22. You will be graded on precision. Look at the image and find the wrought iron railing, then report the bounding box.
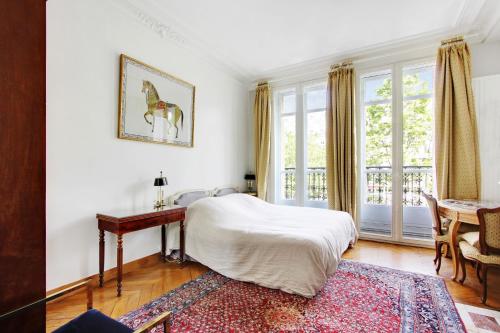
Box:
[281,168,327,201]
[281,169,296,200]
[307,168,327,201]
[281,166,433,206]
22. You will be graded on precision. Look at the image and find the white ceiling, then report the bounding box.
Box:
[123,0,500,82]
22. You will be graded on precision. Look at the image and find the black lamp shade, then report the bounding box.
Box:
[244,174,256,180]
[154,177,168,186]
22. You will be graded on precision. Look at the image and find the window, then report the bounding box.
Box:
[277,89,296,200]
[305,85,327,202]
[275,82,328,207]
[359,61,435,243]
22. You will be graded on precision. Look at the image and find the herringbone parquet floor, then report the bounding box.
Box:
[46,240,499,331]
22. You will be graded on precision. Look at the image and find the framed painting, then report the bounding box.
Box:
[118,54,195,147]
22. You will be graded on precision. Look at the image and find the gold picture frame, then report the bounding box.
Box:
[118,54,195,147]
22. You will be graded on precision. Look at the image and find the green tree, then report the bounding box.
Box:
[307,131,326,168]
[283,130,296,168]
[365,74,432,167]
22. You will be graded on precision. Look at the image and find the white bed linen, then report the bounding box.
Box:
[184,193,357,297]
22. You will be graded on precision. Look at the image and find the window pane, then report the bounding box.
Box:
[361,79,392,237]
[363,74,392,102]
[403,65,433,97]
[281,115,296,169]
[364,102,393,206]
[306,88,326,110]
[402,99,433,167]
[402,65,434,239]
[307,111,327,201]
[280,114,296,200]
[282,93,296,114]
[364,103,392,168]
[307,111,326,168]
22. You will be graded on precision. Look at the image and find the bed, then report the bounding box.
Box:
[166,187,358,297]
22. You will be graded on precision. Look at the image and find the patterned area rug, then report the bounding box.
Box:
[118,260,466,332]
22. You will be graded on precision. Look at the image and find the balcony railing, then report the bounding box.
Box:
[281,166,433,206]
[281,167,327,201]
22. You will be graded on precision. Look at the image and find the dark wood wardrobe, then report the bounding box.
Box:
[0,1,46,332]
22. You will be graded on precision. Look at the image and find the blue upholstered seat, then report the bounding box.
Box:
[53,309,133,333]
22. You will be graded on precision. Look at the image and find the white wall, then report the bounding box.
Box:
[47,0,248,290]
[473,75,500,202]
[471,42,500,201]
[471,41,500,78]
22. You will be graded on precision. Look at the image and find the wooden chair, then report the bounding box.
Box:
[423,192,451,273]
[0,280,171,332]
[458,207,500,304]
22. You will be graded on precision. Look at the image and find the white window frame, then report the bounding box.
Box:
[273,80,328,208]
[274,87,298,206]
[357,57,436,247]
[303,82,328,208]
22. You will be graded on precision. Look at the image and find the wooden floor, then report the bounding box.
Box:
[46,240,500,331]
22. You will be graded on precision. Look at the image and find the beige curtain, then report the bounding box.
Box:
[326,63,357,219]
[435,37,481,200]
[253,82,271,200]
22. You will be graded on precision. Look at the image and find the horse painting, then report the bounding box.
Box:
[141,80,184,138]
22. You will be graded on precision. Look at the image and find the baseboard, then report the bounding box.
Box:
[359,237,434,249]
[46,252,162,296]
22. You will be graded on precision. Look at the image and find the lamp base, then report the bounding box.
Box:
[154,200,166,209]
[247,180,255,192]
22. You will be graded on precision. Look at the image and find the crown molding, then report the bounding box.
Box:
[247,29,487,90]
[109,0,500,87]
[133,7,187,44]
[110,0,252,85]
[453,0,485,29]
[248,0,500,89]
[476,1,500,42]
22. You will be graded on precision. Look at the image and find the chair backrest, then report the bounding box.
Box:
[422,192,444,236]
[477,207,500,255]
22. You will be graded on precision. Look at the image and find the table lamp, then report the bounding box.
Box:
[244,174,256,192]
[154,171,168,208]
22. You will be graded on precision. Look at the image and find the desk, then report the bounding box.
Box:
[96,205,186,296]
[438,199,500,281]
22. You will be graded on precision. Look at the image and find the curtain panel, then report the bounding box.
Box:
[253,82,271,200]
[435,38,481,200]
[325,63,357,219]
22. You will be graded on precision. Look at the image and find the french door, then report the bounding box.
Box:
[274,81,328,208]
[359,60,435,244]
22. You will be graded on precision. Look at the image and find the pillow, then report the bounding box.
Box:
[460,231,480,249]
[214,187,239,197]
[174,191,209,206]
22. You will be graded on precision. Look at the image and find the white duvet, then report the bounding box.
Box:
[184,194,358,297]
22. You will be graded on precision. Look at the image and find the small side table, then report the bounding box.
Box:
[96,205,186,296]
[244,192,258,197]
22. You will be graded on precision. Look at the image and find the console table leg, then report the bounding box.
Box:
[117,235,123,297]
[161,224,166,261]
[98,229,104,287]
[180,220,185,263]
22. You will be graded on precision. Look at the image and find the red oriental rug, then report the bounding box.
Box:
[118,260,466,332]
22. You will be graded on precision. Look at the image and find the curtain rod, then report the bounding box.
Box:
[441,36,464,45]
[330,61,353,71]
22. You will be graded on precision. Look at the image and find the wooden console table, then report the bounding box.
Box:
[96,205,186,296]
